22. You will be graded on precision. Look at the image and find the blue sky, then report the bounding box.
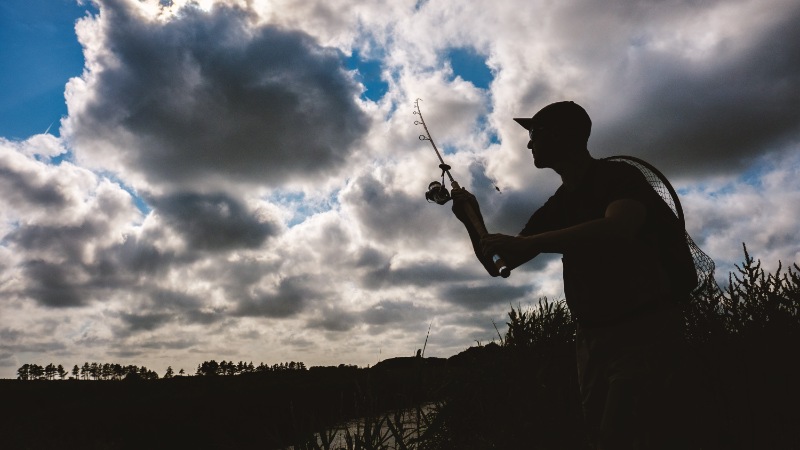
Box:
[1,0,798,379]
[0,0,95,140]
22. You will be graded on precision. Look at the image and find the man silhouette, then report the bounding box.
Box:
[452,101,689,449]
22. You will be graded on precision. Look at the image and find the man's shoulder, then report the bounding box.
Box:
[593,158,643,178]
[590,158,652,192]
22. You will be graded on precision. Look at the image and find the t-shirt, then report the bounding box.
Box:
[519,159,684,323]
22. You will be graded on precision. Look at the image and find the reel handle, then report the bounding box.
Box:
[451,181,511,278]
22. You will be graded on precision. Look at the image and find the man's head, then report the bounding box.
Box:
[514,101,592,169]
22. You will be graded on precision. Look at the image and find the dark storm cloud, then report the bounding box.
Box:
[439,283,531,311]
[11,223,183,309]
[152,192,279,251]
[119,312,172,332]
[11,221,106,262]
[67,0,369,187]
[22,260,87,308]
[234,276,319,318]
[110,287,226,338]
[354,245,389,268]
[111,234,178,275]
[146,288,225,325]
[592,4,800,176]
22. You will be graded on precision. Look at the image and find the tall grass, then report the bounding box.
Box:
[685,243,800,344]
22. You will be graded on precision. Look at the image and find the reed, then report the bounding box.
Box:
[286,405,439,450]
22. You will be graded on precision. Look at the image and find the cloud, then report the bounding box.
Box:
[233,275,322,318]
[119,312,172,332]
[151,191,280,251]
[361,300,433,329]
[106,233,177,275]
[20,260,89,308]
[439,283,532,311]
[63,0,369,192]
[0,352,17,368]
[680,150,800,278]
[0,160,68,208]
[307,306,359,332]
[589,4,800,176]
[362,260,478,290]
[0,138,101,222]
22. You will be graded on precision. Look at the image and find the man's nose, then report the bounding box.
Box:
[527,140,534,150]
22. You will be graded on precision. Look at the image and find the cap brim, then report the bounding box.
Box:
[513,117,534,130]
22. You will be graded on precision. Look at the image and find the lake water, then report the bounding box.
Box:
[284,403,438,449]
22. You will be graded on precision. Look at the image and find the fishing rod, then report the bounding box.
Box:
[421,321,432,358]
[414,99,510,278]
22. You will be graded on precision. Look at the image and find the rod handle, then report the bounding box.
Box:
[451,182,511,278]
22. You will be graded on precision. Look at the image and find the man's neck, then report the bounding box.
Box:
[556,154,594,190]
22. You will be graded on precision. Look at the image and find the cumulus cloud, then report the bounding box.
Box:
[151,191,280,251]
[63,0,369,192]
[233,275,324,318]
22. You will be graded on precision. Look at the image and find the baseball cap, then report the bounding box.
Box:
[514,101,592,140]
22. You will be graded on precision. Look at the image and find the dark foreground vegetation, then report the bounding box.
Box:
[417,244,799,450]
[1,360,448,449]
[3,245,798,449]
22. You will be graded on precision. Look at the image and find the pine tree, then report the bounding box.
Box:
[16,364,30,380]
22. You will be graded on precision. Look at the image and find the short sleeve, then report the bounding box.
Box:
[519,194,563,236]
[600,162,655,207]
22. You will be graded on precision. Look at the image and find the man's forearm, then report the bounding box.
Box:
[465,223,499,274]
[523,216,634,254]
[482,199,644,271]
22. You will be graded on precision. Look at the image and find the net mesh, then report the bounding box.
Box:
[605,156,719,293]
[615,158,681,219]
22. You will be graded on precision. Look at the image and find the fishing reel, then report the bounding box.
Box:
[425,163,453,205]
[425,180,451,205]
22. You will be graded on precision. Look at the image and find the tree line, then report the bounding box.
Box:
[15,359,310,380]
[16,362,160,380]
[195,359,307,376]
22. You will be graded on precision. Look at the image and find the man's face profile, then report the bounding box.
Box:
[528,128,562,169]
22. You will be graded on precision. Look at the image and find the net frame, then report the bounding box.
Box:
[603,155,718,293]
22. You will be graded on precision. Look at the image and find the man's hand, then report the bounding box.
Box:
[480,233,542,272]
[481,233,532,261]
[451,187,482,224]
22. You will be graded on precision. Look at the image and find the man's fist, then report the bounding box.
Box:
[450,187,483,224]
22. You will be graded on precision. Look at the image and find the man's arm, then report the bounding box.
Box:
[451,188,501,276]
[482,198,646,262]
